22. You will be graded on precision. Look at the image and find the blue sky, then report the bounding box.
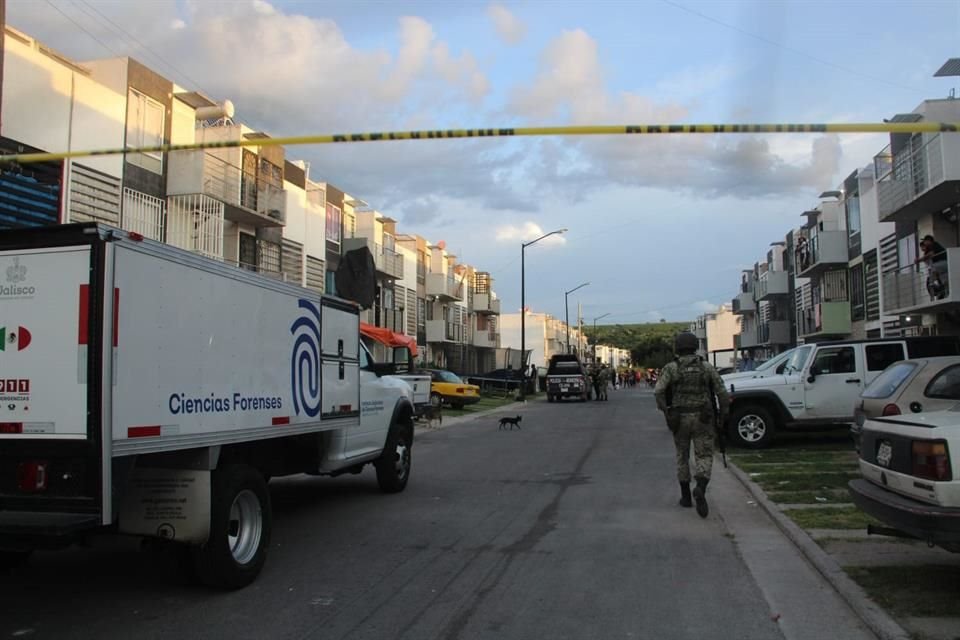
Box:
[8,0,960,323]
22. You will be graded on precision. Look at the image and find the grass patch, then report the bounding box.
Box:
[730,448,857,465]
[845,565,960,617]
[737,459,859,475]
[783,506,878,530]
[439,394,520,417]
[765,489,852,504]
[751,470,861,493]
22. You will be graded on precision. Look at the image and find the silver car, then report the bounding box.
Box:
[856,356,960,421]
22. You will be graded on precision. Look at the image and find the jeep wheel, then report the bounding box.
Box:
[729,405,776,449]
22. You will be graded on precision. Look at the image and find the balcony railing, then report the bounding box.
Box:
[473,329,499,349]
[732,291,756,315]
[876,133,960,223]
[882,247,959,315]
[797,230,848,277]
[798,301,851,338]
[473,292,501,314]
[758,320,791,345]
[755,271,789,301]
[426,319,463,343]
[167,150,286,227]
[426,273,463,301]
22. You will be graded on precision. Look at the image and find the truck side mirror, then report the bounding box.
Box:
[807,364,820,383]
[392,347,411,373]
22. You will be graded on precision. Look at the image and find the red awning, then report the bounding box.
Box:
[359,322,418,357]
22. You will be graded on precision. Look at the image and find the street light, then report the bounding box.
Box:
[565,282,590,354]
[520,228,568,400]
[592,313,611,364]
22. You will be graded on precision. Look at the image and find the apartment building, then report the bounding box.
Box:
[499,311,587,370]
[690,304,739,368]
[875,98,960,337]
[0,26,503,374]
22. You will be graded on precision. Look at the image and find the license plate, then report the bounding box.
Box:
[876,441,893,468]
[560,386,569,392]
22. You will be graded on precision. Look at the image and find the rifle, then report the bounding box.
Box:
[707,375,727,468]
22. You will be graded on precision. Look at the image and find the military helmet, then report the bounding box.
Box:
[674,331,698,355]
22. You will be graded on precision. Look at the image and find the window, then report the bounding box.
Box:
[898,233,917,270]
[812,346,856,375]
[239,233,257,271]
[865,344,904,372]
[417,298,426,327]
[359,343,371,369]
[785,345,813,373]
[850,264,865,322]
[126,89,164,174]
[325,270,337,296]
[325,203,341,244]
[845,195,861,242]
[862,362,917,399]
[925,365,960,400]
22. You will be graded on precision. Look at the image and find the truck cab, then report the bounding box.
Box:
[726,337,960,448]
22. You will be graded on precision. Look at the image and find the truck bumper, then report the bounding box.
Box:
[848,479,960,544]
[0,510,102,550]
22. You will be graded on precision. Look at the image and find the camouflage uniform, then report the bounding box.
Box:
[654,351,729,516]
[598,366,610,401]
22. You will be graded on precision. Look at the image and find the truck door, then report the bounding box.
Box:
[803,345,862,420]
[348,345,395,458]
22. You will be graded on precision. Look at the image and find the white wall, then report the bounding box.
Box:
[3,32,125,178]
[500,313,547,368]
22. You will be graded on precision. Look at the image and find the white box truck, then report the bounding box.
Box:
[0,223,416,588]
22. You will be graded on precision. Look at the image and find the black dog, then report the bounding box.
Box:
[498,415,522,430]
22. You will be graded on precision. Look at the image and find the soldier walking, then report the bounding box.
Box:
[654,332,729,518]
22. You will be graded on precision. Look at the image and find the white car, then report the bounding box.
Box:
[849,408,960,552]
[856,356,960,420]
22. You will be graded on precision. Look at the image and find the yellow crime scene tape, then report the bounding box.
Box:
[1,122,958,165]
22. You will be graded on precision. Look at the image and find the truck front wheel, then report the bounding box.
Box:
[193,464,272,590]
[729,404,776,449]
[376,425,412,493]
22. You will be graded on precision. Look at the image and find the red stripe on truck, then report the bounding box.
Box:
[128,425,161,438]
[78,285,89,345]
[272,417,290,425]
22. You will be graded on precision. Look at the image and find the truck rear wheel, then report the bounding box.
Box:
[193,464,272,590]
[376,425,412,493]
[729,404,776,449]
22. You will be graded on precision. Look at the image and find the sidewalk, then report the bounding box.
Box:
[729,460,960,640]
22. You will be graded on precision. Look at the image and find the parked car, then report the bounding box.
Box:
[848,407,960,553]
[725,336,960,448]
[424,369,481,409]
[852,356,960,450]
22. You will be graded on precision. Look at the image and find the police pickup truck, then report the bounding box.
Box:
[546,354,590,402]
[723,337,960,448]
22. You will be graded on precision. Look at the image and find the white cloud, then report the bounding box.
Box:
[487,4,526,45]
[495,222,568,246]
[251,0,276,16]
[171,18,186,30]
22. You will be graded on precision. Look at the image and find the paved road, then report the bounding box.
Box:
[0,388,874,640]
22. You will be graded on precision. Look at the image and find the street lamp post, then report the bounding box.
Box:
[520,228,568,401]
[592,312,611,364]
[564,282,589,354]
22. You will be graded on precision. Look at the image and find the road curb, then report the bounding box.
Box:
[727,463,911,640]
[414,398,534,434]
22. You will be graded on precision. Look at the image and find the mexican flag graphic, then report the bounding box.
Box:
[0,326,32,352]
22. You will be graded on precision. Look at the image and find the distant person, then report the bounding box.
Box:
[738,350,756,372]
[917,235,948,300]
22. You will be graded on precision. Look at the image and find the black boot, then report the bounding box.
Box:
[693,477,709,518]
[678,482,692,508]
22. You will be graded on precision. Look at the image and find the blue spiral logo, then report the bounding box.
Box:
[290,299,322,418]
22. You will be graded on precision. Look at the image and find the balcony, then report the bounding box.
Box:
[473,329,499,349]
[343,239,404,280]
[758,320,791,345]
[883,247,960,315]
[799,302,852,338]
[473,292,501,315]
[426,319,463,343]
[754,271,789,301]
[167,151,285,227]
[876,134,960,223]
[732,291,756,315]
[426,273,463,301]
[736,330,760,349]
[797,230,848,277]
